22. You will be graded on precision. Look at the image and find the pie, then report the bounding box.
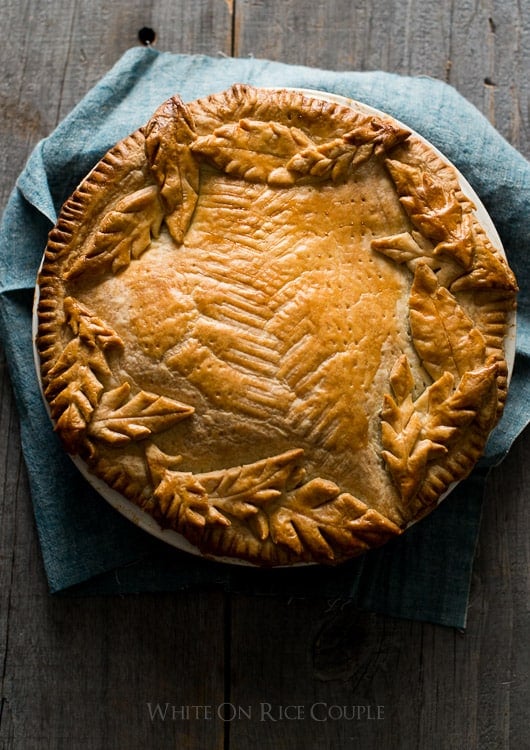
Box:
[35,85,518,565]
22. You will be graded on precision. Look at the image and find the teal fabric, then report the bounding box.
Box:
[1,47,529,628]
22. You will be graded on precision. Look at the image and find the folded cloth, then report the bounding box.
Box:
[1,47,529,629]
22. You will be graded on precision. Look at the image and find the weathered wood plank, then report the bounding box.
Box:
[0,1,234,747]
[444,0,530,155]
[234,0,456,74]
[0,0,234,195]
[474,431,530,749]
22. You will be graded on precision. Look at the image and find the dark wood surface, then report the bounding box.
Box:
[1,1,528,748]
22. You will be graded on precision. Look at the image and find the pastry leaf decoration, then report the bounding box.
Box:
[45,298,194,452]
[46,340,106,451]
[152,448,305,531]
[381,354,499,504]
[450,231,519,293]
[62,297,123,350]
[384,158,475,269]
[381,358,455,503]
[44,298,124,450]
[191,117,409,187]
[144,95,200,245]
[88,382,194,446]
[191,118,313,185]
[373,159,517,293]
[268,478,400,560]
[66,185,164,279]
[371,230,437,269]
[154,471,231,530]
[150,449,399,561]
[408,264,487,381]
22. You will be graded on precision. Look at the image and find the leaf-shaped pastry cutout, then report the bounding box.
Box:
[66,186,164,279]
[45,339,109,399]
[385,159,463,235]
[282,137,367,184]
[284,119,409,184]
[343,118,410,152]
[63,297,124,353]
[385,159,475,269]
[414,360,500,510]
[409,264,486,380]
[449,228,519,293]
[144,95,200,245]
[151,449,305,533]
[371,230,437,268]
[382,416,449,504]
[381,354,499,505]
[201,448,305,503]
[192,116,409,187]
[43,298,126,451]
[150,449,399,561]
[283,118,408,183]
[197,449,303,512]
[444,360,499,432]
[46,339,104,399]
[382,364,458,504]
[46,350,106,452]
[154,471,229,529]
[191,118,313,185]
[269,479,400,560]
[88,382,195,446]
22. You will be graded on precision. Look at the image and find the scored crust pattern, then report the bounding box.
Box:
[36,84,518,566]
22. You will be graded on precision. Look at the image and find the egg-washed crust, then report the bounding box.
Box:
[36,84,517,566]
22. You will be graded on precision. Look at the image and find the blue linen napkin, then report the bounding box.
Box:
[1,47,529,628]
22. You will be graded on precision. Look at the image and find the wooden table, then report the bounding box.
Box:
[1,2,528,747]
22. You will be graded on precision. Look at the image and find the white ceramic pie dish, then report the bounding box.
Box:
[32,87,517,566]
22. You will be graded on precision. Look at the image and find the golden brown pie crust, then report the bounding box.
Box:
[36,85,518,565]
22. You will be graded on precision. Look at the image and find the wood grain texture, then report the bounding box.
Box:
[0,0,233,203]
[0,2,232,748]
[1,0,529,748]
